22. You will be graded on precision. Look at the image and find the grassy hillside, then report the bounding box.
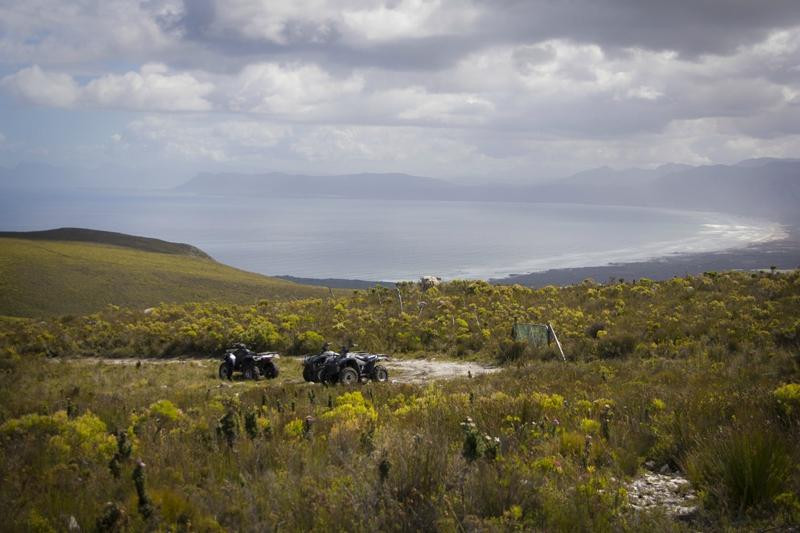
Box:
[0,237,337,317]
[0,227,213,259]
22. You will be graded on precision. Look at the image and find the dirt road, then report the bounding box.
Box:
[61,356,499,384]
[383,358,499,383]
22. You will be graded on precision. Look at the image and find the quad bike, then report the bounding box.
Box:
[303,345,389,385]
[302,348,339,382]
[218,343,280,380]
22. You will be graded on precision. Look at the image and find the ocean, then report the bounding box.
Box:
[0,190,787,281]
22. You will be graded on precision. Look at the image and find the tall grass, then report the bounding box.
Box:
[686,420,793,517]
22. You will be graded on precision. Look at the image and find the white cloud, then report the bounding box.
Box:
[289,125,494,176]
[0,0,183,66]
[1,65,80,107]
[341,0,478,41]
[83,63,213,111]
[2,64,213,111]
[206,0,477,45]
[369,86,494,125]
[625,86,664,101]
[126,115,290,163]
[226,62,364,115]
[207,1,336,45]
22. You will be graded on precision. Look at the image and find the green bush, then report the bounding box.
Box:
[773,383,800,419]
[686,422,793,516]
[597,335,636,359]
[497,339,528,363]
[289,330,325,355]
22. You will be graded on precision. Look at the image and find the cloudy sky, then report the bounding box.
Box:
[2,0,800,187]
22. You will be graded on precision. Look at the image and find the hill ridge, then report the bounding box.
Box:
[0,227,213,260]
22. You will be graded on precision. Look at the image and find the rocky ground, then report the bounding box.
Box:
[627,469,699,519]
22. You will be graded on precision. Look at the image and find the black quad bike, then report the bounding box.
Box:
[303,346,389,385]
[218,344,280,380]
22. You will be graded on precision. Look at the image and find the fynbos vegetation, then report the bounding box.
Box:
[0,271,798,530]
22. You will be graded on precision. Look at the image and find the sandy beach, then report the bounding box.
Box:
[492,230,800,287]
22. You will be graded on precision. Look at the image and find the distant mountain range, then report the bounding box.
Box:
[3,158,799,221]
[176,158,800,221]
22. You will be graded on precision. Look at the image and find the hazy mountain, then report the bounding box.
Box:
[651,160,800,218]
[4,158,797,221]
[176,159,800,220]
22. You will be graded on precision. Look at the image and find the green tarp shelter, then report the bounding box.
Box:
[512,323,550,347]
[512,322,566,362]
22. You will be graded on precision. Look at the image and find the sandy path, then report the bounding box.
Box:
[57,356,499,384]
[383,359,499,383]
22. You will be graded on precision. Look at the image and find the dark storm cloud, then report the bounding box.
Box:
[174,2,481,72]
[475,0,800,57]
[172,0,800,71]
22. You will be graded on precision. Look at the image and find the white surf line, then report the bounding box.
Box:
[464,212,788,280]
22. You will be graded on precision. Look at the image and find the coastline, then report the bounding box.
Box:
[284,224,800,289]
[490,234,800,287]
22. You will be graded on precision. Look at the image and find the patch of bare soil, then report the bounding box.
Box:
[384,358,499,383]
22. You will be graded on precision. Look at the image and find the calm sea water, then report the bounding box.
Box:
[0,190,786,281]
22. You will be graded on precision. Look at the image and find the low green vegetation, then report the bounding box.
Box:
[0,237,338,317]
[1,271,799,530]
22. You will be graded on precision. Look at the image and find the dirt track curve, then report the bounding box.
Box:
[66,357,500,384]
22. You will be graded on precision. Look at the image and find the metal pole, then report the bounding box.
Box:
[548,322,566,362]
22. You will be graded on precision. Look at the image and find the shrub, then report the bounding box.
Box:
[0,346,21,371]
[321,391,377,437]
[596,335,636,359]
[773,383,800,419]
[289,330,325,355]
[686,422,793,516]
[283,418,304,439]
[580,418,601,435]
[147,399,183,423]
[0,410,116,463]
[497,340,528,363]
[586,322,606,339]
[773,321,800,350]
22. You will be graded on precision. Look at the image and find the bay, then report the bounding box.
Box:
[0,190,786,281]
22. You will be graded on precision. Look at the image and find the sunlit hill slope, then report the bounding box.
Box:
[0,228,336,317]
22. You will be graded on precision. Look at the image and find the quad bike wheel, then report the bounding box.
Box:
[371,365,389,382]
[261,361,279,379]
[317,368,335,385]
[302,365,315,382]
[218,363,232,380]
[243,363,260,380]
[338,367,359,386]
